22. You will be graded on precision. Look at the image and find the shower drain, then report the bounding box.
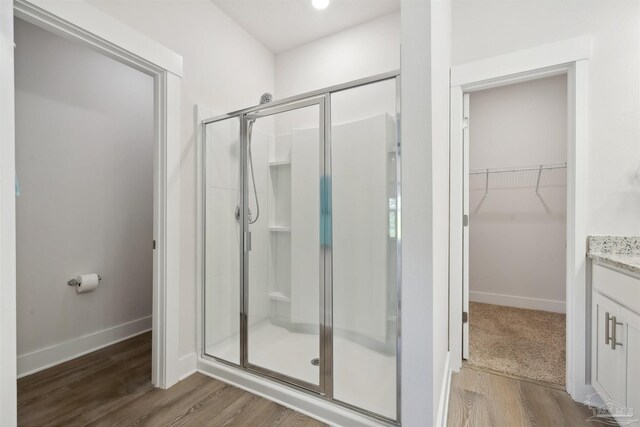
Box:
[310,358,320,366]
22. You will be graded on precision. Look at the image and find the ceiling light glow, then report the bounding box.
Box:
[311,0,330,10]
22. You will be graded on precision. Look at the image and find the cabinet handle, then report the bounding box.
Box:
[611,315,623,350]
[605,312,612,345]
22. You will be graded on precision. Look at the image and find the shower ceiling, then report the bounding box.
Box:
[212,0,400,53]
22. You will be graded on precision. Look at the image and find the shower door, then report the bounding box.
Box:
[241,97,328,392]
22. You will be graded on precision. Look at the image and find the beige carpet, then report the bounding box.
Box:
[468,302,566,386]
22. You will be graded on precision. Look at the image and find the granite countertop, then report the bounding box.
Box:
[588,236,640,274]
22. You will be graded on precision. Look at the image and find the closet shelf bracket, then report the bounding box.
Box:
[535,165,543,195]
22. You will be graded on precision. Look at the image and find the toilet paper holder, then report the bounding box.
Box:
[67,275,102,287]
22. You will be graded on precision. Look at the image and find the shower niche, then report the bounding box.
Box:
[266,134,292,327]
[202,74,400,422]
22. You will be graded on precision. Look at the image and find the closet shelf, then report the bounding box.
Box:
[470,162,567,197]
[469,162,566,175]
[269,225,291,232]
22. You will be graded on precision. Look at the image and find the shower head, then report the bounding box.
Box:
[259,93,273,104]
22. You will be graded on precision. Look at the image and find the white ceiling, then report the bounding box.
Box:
[213,0,400,54]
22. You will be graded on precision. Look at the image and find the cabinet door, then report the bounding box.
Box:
[592,292,625,404]
[620,306,640,424]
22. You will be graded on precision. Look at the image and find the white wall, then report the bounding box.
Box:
[452,0,640,237]
[89,0,276,360]
[400,0,452,425]
[272,11,400,138]
[430,1,452,424]
[14,18,154,374]
[469,75,568,312]
[0,0,17,420]
[275,11,400,98]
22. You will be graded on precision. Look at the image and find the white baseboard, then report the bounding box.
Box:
[436,352,452,427]
[178,352,197,381]
[17,315,151,378]
[470,291,566,313]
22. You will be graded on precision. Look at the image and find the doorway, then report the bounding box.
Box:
[0,1,182,421]
[14,16,155,380]
[461,75,568,387]
[448,37,591,402]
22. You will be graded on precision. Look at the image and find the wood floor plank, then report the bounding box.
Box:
[19,335,153,426]
[88,374,218,426]
[18,332,327,427]
[486,370,529,427]
[154,381,249,426]
[447,367,610,427]
[516,377,561,427]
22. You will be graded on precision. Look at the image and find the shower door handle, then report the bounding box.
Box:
[244,231,252,252]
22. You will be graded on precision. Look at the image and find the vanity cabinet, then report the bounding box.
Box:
[591,263,640,424]
[592,291,626,405]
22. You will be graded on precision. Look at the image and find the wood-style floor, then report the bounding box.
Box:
[447,366,609,427]
[17,332,326,427]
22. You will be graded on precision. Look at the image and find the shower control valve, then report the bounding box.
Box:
[234,205,253,223]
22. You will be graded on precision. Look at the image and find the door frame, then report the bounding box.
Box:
[461,93,470,360]
[448,36,592,402]
[1,1,183,421]
[199,96,333,396]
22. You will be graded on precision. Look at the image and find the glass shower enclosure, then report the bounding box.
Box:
[201,72,400,422]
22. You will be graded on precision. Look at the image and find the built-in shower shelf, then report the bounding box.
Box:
[268,292,290,303]
[268,160,291,167]
[269,226,291,232]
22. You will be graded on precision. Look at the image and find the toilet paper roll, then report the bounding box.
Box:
[76,273,100,294]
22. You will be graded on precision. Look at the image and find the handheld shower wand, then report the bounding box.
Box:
[236,92,273,225]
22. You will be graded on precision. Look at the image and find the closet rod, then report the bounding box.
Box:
[469,162,567,175]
